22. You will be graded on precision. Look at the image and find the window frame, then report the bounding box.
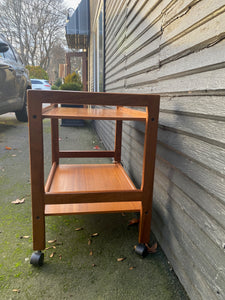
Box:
[93,1,105,92]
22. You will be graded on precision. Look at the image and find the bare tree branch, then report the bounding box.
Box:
[0,0,66,69]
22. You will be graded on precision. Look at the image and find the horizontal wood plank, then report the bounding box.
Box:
[27,90,159,107]
[58,150,115,158]
[45,201,141,216]
[42,107,147,121]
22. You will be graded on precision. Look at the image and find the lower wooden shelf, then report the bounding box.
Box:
[44,163,141,216]
[46,163,136,193]
[45,201,141,216]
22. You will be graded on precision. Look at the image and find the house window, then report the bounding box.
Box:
[93,3,104,92]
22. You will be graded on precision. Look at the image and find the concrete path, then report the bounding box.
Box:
[0,114,189,299]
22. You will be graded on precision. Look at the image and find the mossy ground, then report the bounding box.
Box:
[0,114,189,300]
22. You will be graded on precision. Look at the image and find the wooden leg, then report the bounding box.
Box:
[114,120,122,163]
[32,195,45,250]
[51,119,59,164]
[28,99,45,251]
[138,201,152,244]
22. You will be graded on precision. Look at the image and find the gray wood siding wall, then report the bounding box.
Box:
[93,1,225,299]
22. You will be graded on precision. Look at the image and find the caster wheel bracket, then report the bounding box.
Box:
[30,251,44,266]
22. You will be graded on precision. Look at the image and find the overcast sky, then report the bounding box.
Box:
[64,0,81,9]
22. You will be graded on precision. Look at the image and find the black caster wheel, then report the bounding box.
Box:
[30,251,44,266]
[134,243,148,257]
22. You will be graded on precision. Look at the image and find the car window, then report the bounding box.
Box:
[3,45,16,61]
[31,80,42,84]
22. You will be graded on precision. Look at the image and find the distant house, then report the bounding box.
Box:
[66,1,225,299]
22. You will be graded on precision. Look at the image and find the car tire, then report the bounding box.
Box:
[15,90,28,122]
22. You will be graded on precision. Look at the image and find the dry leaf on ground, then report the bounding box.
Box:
[128,218,139,226]
[5,146,12,150]
[11,198,25,204]
[89,251,93,256]
[129,266,136,270]
[88,239,92,245]
[145,242,157,253]
[75,227,83,231]
[48,239,57,244]
[117,257,126,262]
[50,252,56,258]
[45,246,56,250]
[20,236,30,239]
[90,233,99,237]
[12,289,20,293]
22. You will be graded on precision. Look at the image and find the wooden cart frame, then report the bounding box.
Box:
[28,90,159,264]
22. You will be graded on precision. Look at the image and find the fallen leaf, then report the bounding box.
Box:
[12,289,20,293]
[45,246,56,250]
[128,218,139,226]
[11,198,25,205]
[75,227,83,231]
[12,154,16,157]
[117,257,126,262]
[93,145,100,150]
[145,242,157,253]
[129,266,136,270]
[92,264,96,267]
[88,239,92,245]
[5,146,12,150]
[48,239,56,244]
[90,233,99,237]
[59,254,62,260]
[89,251,93,256]
[50,252,56,258]
[20,236,30,239]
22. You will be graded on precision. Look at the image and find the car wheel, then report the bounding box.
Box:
[15,90,28,122]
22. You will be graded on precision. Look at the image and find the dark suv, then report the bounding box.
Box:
[0,34,31,122]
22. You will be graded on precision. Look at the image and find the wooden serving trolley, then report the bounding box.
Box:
[27,90,160,266]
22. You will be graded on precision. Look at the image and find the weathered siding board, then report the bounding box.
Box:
[156,156,225,230]
[160,96,225,117]
[158,129,225,176]
[126,67,225,93]
[152,208,203,300]
[152,195,224,300]
[91,0,225,298]
[157,143,225,203]
[105,1,127,59]
[159,112,225,146]
[155,171,225,258]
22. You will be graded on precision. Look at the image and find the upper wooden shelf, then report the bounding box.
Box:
[42,106,147,121]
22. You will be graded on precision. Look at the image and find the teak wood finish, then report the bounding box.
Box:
[28,90,160,251]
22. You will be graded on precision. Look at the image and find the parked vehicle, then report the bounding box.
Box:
[0,34,31,122]
[31,79,51,90]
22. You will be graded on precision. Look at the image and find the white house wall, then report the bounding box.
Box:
[92,1,225,299]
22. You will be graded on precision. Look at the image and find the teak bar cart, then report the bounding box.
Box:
[27,90,160,266]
